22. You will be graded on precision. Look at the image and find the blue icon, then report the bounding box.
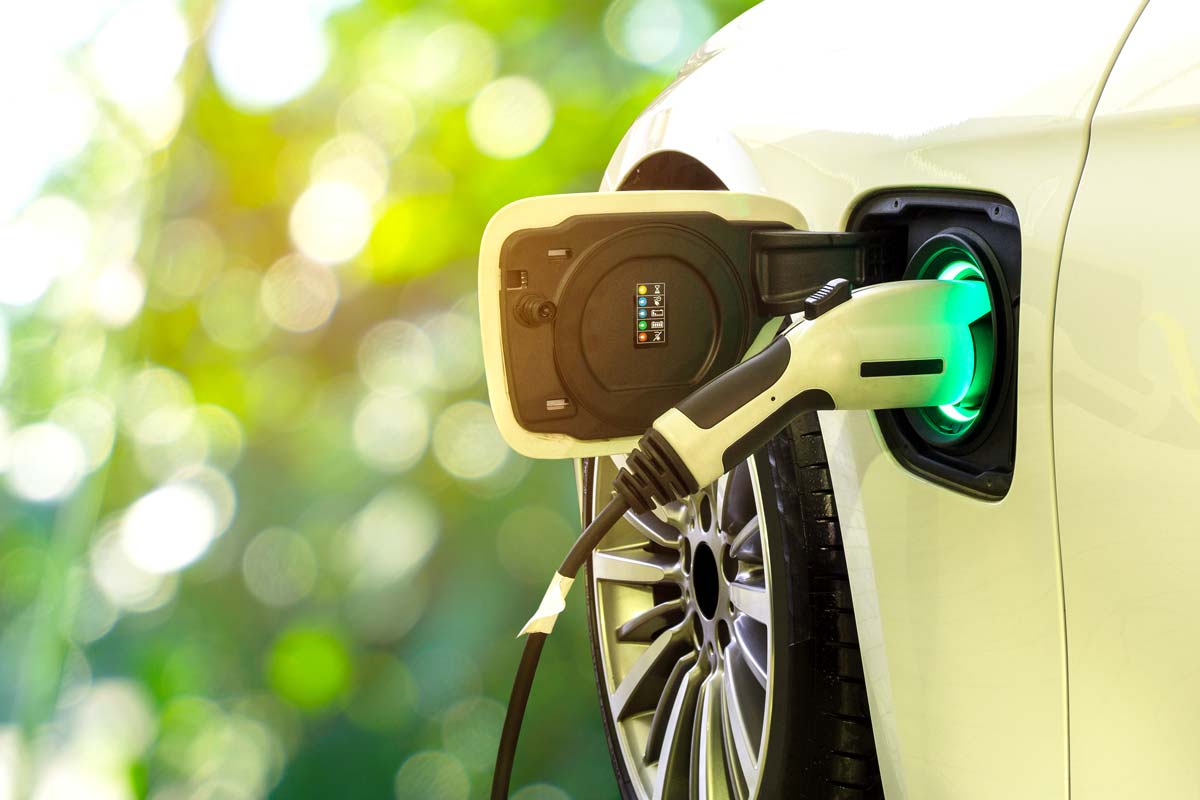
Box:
[638,309,647,318]
[638,297,647,307]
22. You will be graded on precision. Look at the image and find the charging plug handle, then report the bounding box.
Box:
[614,278,989,512]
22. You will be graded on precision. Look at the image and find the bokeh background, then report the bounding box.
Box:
[0,0,755,798]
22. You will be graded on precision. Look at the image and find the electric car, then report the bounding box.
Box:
[556,2,1200,798]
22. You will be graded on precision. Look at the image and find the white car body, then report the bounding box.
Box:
[590,1,1200,797]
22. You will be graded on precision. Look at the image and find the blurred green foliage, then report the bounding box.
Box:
[0,0,756,798]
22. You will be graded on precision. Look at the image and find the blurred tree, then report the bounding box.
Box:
[0,1,757,798]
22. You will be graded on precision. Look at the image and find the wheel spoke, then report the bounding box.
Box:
[720,679,750,800]
[612,621,694,720]
[723,714,750,800]
[713,472,729,525]
[652,663,704,800]
[694,669,733,800]
[624,509,682,548]
[617,599,686,644]
[720,461,755,533]
[729,573,769,624]
[643,650,697,764]
[722,642,763,789]
[728,517,762,565]
[654,500,691,529]
[732,615,768,689]
[593,549,679,585]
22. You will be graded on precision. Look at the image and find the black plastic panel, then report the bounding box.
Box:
[847,191,1021,499]
[498,212,781,439]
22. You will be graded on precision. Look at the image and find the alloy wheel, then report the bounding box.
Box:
[589,456,773,799]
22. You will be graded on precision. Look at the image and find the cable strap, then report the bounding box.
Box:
[517,572,575,637]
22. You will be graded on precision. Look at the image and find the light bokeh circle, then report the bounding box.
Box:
[467,77,553,159]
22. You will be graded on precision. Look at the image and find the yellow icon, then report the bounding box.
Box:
[638,285,648,295]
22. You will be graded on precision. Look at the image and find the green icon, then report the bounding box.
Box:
[638,320,648,330]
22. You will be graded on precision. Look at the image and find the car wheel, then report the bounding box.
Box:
[583,411,885,799]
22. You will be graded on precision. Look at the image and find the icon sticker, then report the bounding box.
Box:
[635,283,666,346]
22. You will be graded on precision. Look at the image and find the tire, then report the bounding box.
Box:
[582,411,884,799]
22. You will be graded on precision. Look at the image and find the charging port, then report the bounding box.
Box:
[849,192,1020,499]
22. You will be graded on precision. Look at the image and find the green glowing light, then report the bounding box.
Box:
[938,260,984,283]
[913,248,995,441]
[936,401,979,423]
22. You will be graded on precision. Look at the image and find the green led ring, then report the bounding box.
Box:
[911,246,995,442]
[934,260,985,423]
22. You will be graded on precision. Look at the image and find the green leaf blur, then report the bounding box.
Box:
[0,1,755,798]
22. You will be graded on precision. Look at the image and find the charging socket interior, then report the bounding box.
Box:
[849,192,1020,499]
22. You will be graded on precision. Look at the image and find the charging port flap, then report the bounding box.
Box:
[479,191,889,459]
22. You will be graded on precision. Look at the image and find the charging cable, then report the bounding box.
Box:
[491,277,990,798]
[491,496,630,798]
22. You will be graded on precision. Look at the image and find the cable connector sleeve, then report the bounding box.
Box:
[613,429,699,515]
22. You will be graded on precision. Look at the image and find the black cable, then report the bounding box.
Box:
[491,493,631,800]
[490,631,546,800]
[558,494,630,576]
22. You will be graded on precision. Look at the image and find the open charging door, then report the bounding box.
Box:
[479,191,810,459]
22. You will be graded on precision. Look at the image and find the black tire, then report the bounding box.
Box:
[583,411,885,799]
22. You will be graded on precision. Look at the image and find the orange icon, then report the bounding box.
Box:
[638,332,648,342]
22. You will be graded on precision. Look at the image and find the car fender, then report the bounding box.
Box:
[601,1,1146,798]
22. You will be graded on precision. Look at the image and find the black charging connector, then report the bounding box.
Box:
[751,229,893,315]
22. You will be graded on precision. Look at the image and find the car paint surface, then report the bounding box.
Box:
[597,1,1146,797]
[1053,3,1200,796]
